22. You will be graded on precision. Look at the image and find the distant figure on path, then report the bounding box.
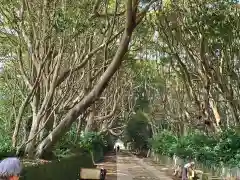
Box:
[0,157,22,180]
[117,145,120,152]
[182,161,195,180]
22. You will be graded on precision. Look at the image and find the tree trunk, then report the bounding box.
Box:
[34,15,136,158]
[85,113,94,133]
[85,104,96,133]
[25,57,62,157]
[25,94,40,157]
[75,117,83,143]
[39,100,54,142]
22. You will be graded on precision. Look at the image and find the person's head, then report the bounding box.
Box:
[190,161,195,168]
[0,157,22,180]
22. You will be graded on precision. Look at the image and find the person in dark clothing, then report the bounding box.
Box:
[117,145,120,152]
[0,158,22,180]
[100,168,107,180]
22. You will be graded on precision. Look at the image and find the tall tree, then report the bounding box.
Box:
[0,0,157,158]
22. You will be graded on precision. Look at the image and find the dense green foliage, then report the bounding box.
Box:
[79,131,111,162]
[0,74,17,158]
[124,111,152,151]
[150,129,240,167]
[79,132,107,152]
[0,134,15,159]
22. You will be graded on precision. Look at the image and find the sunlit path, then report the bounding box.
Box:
[98,151,172,180]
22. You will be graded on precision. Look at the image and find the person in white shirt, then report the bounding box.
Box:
[182,161,195,180]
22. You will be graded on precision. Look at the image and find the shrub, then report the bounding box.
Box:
[101,133,114,153]
[79,132,107,162]
[54,127,79,157]
[150,130,178,156]
[79,132,105,152]
[0,133,16,160]
[150,128,240,167]
[124,111,152,151]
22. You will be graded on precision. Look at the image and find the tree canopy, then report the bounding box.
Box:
[0,0,240,169]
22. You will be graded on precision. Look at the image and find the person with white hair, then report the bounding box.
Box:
[182,161,195,180]
[0,157,22,180]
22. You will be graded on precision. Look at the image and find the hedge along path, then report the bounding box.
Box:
[142,155,237,180]
[96,151,172,180]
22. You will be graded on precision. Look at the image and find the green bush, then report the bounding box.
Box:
[149,130,178,156]
[150,129,240,167]
[101,133,114,153]
[21,153,94,180]
[0,133,16,160]
[79,132,107,162]
[124,111,152,151]
[79,132,105,151]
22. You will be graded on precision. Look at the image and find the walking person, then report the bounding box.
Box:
[0,157,22,180]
